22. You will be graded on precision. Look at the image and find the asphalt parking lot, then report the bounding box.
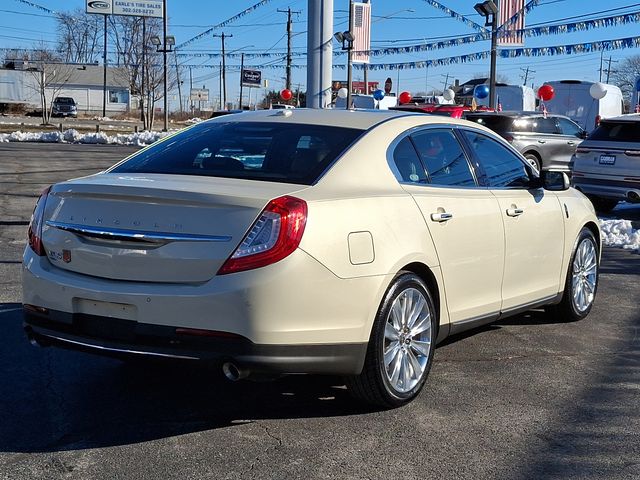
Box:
[1,142,639,479]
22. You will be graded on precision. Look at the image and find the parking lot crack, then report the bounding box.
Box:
[244,423,283,474]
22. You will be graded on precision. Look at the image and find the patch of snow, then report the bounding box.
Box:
[184,117,204,125]
[0,129,172,146]
[599,219,640,251]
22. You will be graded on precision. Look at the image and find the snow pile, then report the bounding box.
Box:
[0,129,171,146]
[184,117,204,125]
[90,116,112,121]
[600,219,640,251]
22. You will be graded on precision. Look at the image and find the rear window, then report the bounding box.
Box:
[587,121,640,142]
[110,121,363,185]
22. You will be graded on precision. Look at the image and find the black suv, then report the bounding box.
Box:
[465,111,586,172]
[51,97,78,118]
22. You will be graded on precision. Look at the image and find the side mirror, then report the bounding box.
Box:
[579,129,588,139]
[541,170,570,191]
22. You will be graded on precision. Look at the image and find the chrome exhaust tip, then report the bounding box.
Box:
[222,362,249,381]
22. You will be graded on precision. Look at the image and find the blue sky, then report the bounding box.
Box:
[2,0,640,107]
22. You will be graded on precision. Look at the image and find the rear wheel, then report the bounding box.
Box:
[346,272,436,408]
[588,196,618,213]
[547,228,599,321]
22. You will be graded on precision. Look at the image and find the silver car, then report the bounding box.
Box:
[571,114,640,212]
[465,111,587,172]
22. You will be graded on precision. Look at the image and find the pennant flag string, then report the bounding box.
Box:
[422,0,487,32]
[12,0,56,14]
[176,0,273,50]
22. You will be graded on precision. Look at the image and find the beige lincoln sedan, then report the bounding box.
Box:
[23,109,600,407]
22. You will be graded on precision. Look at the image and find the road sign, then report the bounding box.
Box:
[86,0,163,17]
[242,69,262,87]
[190,88,209,102]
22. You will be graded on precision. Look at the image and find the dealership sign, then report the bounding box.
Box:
[241,69,262,88]
[86,0,163,18]
[190,88,209,102]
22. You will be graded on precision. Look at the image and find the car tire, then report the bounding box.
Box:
[588,196,618,213]
[524,153,541,171]
[346,272,436,408]
[546,227,599,322]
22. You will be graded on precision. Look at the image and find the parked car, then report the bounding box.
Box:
[390,104,492,118]
[465,111,586,172]
[23,110,600,407]
[571,114,640,212]
[51,97,78,118]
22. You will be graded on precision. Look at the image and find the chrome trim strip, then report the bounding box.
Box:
[46,221,232,244]
[40,333,198,360]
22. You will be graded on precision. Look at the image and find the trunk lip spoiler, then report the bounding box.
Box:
[45,220,232,244]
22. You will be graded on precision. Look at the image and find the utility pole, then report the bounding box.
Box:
[346,0,354,108]
[520,67,534,86]
[141,17,146,125]
[599,50,604,82]
[278,7,301,91]
[189,66,193,114]
[173,50,183,113]
[441,73,450,91]
[102,14,108,118]
[239,52,244,109]
[605,56,618,84]
[219,61,222,110]
[213,32,232,109]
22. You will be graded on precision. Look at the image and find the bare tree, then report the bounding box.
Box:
[24,45,74,124]
[56,9,103,64]
[109,15,179,129]
[610,54,640,108]
[473,72,511,84]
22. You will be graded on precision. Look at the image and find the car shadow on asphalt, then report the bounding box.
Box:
[0,303,378,454]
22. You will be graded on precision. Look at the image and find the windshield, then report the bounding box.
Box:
[587,121,640,142]
[54,97,75,104]
[110,121,364,185]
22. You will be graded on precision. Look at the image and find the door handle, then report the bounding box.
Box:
[431,212,453,222]
[567,141,576,146]
[537,140,546,144]
[506,208,524,217]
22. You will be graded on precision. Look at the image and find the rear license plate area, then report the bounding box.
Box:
[75,315,136,342]
[599,154,616,165]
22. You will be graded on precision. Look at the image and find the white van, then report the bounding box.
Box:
[335,94,398,110]
[543,80,623,132]
[476,85,536,111]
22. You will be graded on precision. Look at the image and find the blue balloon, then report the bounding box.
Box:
[373,89,385,101]
[474,84,490,99]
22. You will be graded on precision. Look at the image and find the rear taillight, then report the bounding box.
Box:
[576,147,590,154]
[27,186,51,256]
[595,115,601,127]
[217,195,307,275]
[501,133,514,143]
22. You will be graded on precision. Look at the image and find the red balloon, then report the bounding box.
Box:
[399,91,412,105]
[280,89,293,101]
[537,84,555,101]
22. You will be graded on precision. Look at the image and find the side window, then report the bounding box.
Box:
[557,117,583,138]
[461,130,530,188]
[411,129,476,187]
[392,137,427,184]
[532,117,559,134]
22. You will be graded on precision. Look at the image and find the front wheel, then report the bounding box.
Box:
[547,227,599,321]
[346,272,436,408]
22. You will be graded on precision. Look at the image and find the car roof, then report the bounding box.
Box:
[599,113,640,123]
[204,108,450,130]
[465,110,573,120]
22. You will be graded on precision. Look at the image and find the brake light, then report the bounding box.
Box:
[576,147,590,154]
[217,195,307,275]
[501,133,514,143]
[595,115,601,127]
[27,186,51,256]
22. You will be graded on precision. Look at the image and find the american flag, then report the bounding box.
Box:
[498,0,525,47]
[351,2,371,64]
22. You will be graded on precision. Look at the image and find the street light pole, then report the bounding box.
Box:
[102,14,108,118]
[346,0,354,109]
[489,11,498,109]
[162,0,168,131]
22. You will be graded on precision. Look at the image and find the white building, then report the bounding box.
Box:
[0,64,131,115]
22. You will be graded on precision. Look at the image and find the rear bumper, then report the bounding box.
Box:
[572,176,640,202]
[24,309,367,375]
